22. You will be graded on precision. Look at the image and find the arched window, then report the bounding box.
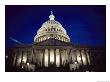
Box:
[40,38,42,42]
[51,28,53,31]
[39,38,40,42]
[36,39,38,42]
[48,29,50,31]
[54,28,56,31]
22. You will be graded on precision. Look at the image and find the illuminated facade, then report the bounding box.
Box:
[5,12,106,72]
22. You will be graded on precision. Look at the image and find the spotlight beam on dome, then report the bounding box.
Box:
[9,37,23,45]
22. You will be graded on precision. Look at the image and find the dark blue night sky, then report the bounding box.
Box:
[5,5,106,47]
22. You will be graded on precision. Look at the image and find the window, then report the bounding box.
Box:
[54,28,56,31]
[48,29,50,31]
[51,28,53,31]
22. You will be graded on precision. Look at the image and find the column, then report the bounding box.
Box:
[60,49,62,66]
[65,49,68,61]
[80,50,84,66]
[17,51,22,67]
[32,49,36,63]
[86,50,91,65]
[15,51,18,67]
[13,51,17,66]
[35,50,39,65]
[54,49,56,66]
[44,49,48,67]
[20,51,23,67]
[48,49,50,66]
[42,49,45,66]
[74,50,78,63]
[39,50,43,66]
[27,51,31,63]
[84,50,89,65]
[50,49,54,64]
[56,49,60,67]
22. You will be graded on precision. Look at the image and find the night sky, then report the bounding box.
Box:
[5,5,106,47]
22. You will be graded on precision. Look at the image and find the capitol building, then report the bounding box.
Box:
[5,11,106,72]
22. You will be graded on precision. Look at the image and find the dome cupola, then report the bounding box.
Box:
[49,11,55,20]
[34,11,70,43]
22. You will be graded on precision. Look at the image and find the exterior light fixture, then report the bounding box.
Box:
[27,62,29,66]
[48,37,50,39]
[6,55,8,59]
[75,61,77,64]
[22,66,24,68]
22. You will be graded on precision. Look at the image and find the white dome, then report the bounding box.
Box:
[34,11,70,43]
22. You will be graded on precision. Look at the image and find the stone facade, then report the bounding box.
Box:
[5,39,105,72]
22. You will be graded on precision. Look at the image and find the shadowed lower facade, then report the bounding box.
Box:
[5,12,106,72]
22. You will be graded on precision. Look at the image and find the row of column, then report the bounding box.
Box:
[13,50,32,67]
[44,49,61,67]
[13,49,62,68]
[13,48,91,68]
[70,50,91,66]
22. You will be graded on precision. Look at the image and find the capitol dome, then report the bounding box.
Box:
[34,11,70,43]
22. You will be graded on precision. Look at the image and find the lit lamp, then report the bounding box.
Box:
[27,62,29,66]
[22,66,24,68]
[6,55,8,59]
[75,61,77,64]
[74,60,79,70]
[48,37,50,39]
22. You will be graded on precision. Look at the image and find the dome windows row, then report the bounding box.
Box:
[45,27,63,33]
[35,35,70,43]
[37,27,64,36]
[46,20,60,25]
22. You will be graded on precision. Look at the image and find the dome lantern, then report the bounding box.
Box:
[49,11,55,20]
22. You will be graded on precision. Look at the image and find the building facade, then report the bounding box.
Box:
[5,12,106,72]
